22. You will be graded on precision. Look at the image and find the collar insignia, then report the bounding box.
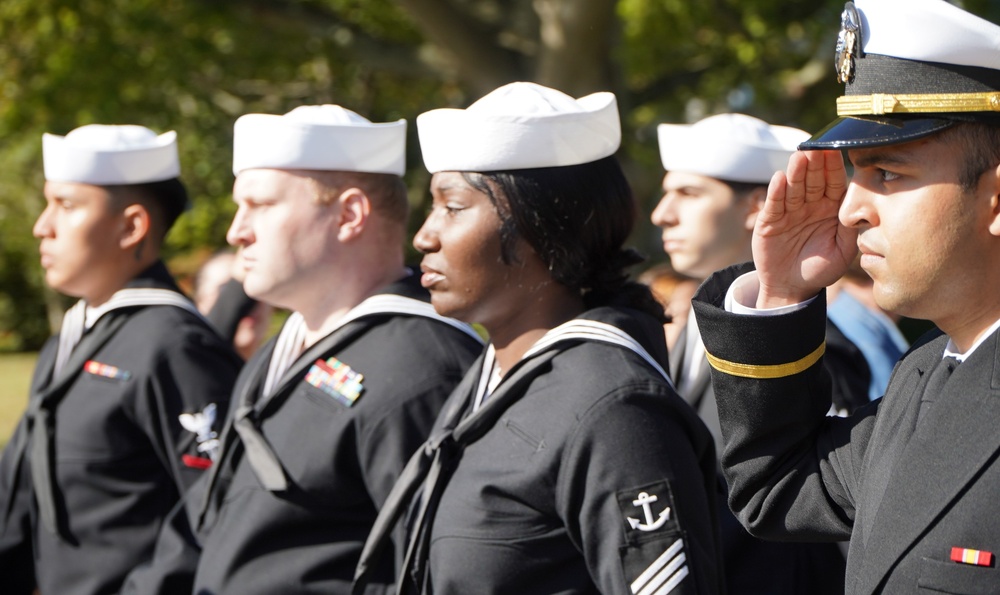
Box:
[835,1,863,84]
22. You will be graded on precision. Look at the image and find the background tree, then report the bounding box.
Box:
[2,0,997,350]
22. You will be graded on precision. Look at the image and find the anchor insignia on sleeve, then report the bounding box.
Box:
[627,491,671,531]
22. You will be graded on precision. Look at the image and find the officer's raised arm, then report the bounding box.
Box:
[694,0,1000,591]
[752,149,857,309]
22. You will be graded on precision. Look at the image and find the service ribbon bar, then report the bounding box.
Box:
[837,92,1000,116]
[305,357,365,407]
[84,360,131,381]
[950,546,993,567]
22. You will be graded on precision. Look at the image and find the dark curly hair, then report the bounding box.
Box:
[461,155,666,322]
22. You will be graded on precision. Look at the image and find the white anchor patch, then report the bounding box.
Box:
[179,403,219,457]
[627,491,671,532]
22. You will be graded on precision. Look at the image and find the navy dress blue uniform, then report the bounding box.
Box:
[0,261,241,595]
[669,319,868,456]
[668,283,860,595]
[686,0,1000,591]
[356,307,723,595]
[693,263,1000,593]
[124,273,482,595]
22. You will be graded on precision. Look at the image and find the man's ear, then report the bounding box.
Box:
[119,203,153,251]
[743,186,767,231]
[336,187,371,242]
[986,162,1000,237]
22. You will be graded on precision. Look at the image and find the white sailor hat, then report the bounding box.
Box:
[416,81,620,173]
[802,0,1000,150]
[43,124,180,185]
[658,114,809,184]
[232,105,407,176]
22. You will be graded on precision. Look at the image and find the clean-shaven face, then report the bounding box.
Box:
[843,135,996,324]
[414,171,535,328]
[227,169,339,310]
[35,181,125,302]
[650,171,756,279]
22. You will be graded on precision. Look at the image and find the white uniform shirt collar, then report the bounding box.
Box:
[944,317,1000,362]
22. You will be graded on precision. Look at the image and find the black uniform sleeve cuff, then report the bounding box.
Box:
[692,263,828,378]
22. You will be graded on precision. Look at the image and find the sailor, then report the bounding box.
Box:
[123,105,483,594]
[0,124,242,595]
[691,0,1000,591]
[355,82,722,594]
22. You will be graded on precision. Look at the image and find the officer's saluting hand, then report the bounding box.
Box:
[752,149,857,308]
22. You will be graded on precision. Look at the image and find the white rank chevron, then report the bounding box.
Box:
[630,538,689,595]
[473,319,675,411]
[54,288,203,377]
[262,294,482,397]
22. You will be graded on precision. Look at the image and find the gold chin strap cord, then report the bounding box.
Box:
[705,342,826,380]
[837,92,1000,116]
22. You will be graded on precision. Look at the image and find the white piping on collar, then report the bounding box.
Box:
[54,288,199,377]
[473,319,673,411]
[263,294,482,397]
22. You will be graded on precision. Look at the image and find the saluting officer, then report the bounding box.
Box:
[124,105,483,594]
[0,125,241,595]
[651,114,852,592]
[691,0,1000,592]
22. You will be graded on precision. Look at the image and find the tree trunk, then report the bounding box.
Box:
[532,0,617,95]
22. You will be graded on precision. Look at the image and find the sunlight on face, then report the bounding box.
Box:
[228,169,338,310]
[651,172,755,279]
[842,136,996,324]
[35,181,124,302]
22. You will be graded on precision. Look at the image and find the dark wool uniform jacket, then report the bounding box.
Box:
[693,263,1000,594]
[0,262,241,595]
[398,307,724,595]
[669,320,862,593]
[124,274,483,595]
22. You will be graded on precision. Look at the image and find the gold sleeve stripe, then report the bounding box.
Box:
[705,342,826,379]
[837,92,1000,116]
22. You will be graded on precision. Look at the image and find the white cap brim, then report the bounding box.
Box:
[658,115,808,184]
[43,130,179,185]
[233,113,407,176]
[417,84,621,173]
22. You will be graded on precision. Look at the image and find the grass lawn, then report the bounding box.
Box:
[0,353,35,448]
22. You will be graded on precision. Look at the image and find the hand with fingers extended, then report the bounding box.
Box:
[752,149,859,308]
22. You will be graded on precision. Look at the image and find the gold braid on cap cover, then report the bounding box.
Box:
[837,92,1000,116]
[705,342,826,379]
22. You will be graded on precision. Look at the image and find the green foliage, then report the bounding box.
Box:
[322,0,423,42]
[2,0,998,349]
[0,0,445,349]
[618,0,841,137]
